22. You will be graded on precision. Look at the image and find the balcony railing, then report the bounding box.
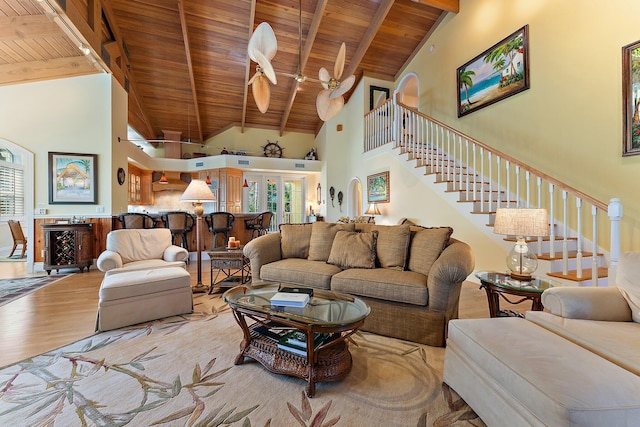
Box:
[364,96,621,285]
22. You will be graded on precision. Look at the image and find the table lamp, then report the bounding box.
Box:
[364,203,381,216]
[493,207,549,281]
[181,179,215,293]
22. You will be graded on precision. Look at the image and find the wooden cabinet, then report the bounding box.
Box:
[128,164,153,205]
[41,223,94,274]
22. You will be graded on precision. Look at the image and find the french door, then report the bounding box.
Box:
[244,174,307,231]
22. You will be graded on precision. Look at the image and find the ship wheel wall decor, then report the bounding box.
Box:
[262,140,283,158]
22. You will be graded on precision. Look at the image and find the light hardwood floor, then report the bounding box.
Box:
[0,261,527,368]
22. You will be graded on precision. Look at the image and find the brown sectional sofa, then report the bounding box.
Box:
[242,221,475,347]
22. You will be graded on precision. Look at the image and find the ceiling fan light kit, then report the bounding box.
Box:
[247,1,355,122]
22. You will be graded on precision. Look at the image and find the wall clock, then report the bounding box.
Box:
[263,141,283,158]
[117,167,126,185]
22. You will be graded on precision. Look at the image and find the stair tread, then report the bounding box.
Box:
[538,250,597,261]
[548,267,608,281]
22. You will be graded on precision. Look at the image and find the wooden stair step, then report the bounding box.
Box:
[547,267,608,282]
[538,250,596,261]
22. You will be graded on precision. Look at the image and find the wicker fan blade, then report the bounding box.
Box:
[252,76,271,114]
[316,89,344,122]
[318,67,331,89]
[248,22,277,63]
[329,74,355,99]
[333,43,346,80]
[253,49,277,85]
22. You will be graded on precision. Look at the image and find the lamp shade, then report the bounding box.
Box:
[493,208,548,237]
[180,179,215,203]
[364,203,381,215]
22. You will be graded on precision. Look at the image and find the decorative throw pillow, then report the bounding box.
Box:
[308,222,356,261]
[407,227,453,276]
[327,230,378,269]
[279,223,313,259]
[616,251,640,322]
[369,224,411,270]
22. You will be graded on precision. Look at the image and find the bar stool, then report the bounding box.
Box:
[205,212,235,249]
[117,213,156,229]
[161,211,195,251]
[244,211,273,240]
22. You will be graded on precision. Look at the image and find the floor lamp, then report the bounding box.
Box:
[181,180,215,293]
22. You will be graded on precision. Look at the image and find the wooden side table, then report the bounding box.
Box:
[476,271,559,318]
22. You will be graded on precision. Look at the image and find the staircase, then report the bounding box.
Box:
[364,97,622,286]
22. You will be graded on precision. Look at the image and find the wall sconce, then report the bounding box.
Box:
[316,183,321,205]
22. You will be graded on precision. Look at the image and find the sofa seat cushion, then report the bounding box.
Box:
[260,259,341,290]
[100,267,191,301]
[526,310,640,376]
[446,318,640,427]
[331,268,428,306]
[616,251,640,322]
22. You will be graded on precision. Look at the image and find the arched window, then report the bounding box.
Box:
[0,146,24,219]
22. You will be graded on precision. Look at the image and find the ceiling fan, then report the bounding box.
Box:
[247,0,355,121]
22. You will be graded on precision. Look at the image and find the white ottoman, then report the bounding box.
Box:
[96,267,192,331]
[444,318,640,426]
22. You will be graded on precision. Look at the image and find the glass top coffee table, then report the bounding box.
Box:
[476,271,561,318]
[223,283,370,397]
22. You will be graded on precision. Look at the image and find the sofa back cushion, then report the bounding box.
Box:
[106,228,171,264]
[357,224,411,270]
[407,227,453,276]
[616,251,640,323]
[279,223,313,259]
[308,222,355,261]
[327,230,378,269]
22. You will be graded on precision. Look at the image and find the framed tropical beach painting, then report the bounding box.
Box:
[457,25,530,117]
[622,39,640,156]
[367,171,389,203]
[48,152,98,204]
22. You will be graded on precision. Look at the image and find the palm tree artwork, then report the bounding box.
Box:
[457,26,529,117]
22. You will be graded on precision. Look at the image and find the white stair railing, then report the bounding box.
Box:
[364,97,620,285]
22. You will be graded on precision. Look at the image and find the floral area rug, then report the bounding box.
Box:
[0,294,483,426]
[0,275,66,306]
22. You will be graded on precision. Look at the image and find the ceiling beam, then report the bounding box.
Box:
[0,57,96,85]
[422,0,459,13]
[343,0,395,79]
[241,1,257,134]
[279,0,328,136]
[178,0,203,143]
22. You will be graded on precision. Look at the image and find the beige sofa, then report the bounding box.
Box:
[97,228,188,275]
[243,221,475,347]
[444,252,640,426]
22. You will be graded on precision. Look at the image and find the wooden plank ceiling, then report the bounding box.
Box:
[0,0,458,143]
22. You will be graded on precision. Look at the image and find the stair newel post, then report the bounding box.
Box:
[576,198,583,278]
[608,198,623,286]
[562,191,569,276]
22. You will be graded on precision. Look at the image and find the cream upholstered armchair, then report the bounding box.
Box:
[97,229,188,275]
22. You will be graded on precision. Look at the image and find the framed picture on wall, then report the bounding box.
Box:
[48,152,98,204]
[367,171,390,203]
[622,39,640,156]
[457,25,530,117]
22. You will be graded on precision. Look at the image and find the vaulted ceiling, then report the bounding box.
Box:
[0,0,458,143]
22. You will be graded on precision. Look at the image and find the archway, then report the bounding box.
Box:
[346,177,363,219]
[397,73,419,109]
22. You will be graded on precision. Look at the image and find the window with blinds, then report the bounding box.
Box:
[0,155,25,219]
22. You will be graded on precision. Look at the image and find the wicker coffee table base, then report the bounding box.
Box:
[235,325,352,397]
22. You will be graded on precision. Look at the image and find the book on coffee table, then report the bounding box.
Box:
[270,291,310,307]
[276,331,330,356]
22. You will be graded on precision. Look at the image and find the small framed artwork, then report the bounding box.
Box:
[622,39,640,156]
[457,25,530,117]
[48,152,98,204]
[367,171,390,203]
